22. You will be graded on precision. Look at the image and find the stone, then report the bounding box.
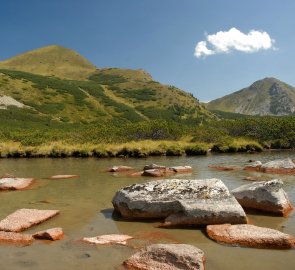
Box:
[143,164,167,171]
[208,165,241,171]
[244,161,262,171]
[260,159,295,174]
[123,244,205,270]
[231,179,293,216]
[33,227,64,241]
[112,179,247,226]
[129,171,144,177]
[0,209,60,232]
[169,166,193,173]
[82,234,133,246]
[108,166,134,172]
[0,178,34,191]
[142,169,167,177]
[207,224,295,249]
[0,231,33,246]
[48,175,79,179]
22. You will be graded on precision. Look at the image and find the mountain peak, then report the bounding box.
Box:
[0,45,96,80]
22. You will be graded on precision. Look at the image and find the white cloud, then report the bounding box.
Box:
[194,27,275,58]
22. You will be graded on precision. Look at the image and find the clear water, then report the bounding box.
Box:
[0,151,294,270]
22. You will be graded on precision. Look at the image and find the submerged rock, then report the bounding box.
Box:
[207,224,295,249]
[108,166,134,172]
[33,227,64,241]
[0,231,33,246]
[123,244,205,270]
[260,159,295,174]
[143,164,167,171]
[208,165,241,171]
[0,177,34,191]
[169,166,192,173]
[232,179,293,216]
[112,179,247,226]
[0,209,60,232]
[142,168,174,177]
[48,175,79,179]
[82,234,133,246]
[244,161,262,171]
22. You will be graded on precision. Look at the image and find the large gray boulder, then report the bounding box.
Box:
[260,159,295,174]
[231,179,293,216]
[123,244,205,270]
[112,179,247,226]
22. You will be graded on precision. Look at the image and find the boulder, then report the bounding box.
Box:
[112,179,247,226]
[244,161,262,171]
[207,224,295,249]
[231,179,293,216]
[0,231,33,246]
[129,171,144,177]
[0,209,60,232]
[108,166,134,172]
[169,166,193,173]
[0,177,34,190]
[33,227,64,241]
[142,169,172,177]
[260,159,295,174]
[48,175,79,179]
[123,244,205,270]
[208,165,241,171]
[143,164,167,171]
[82,234,133,246]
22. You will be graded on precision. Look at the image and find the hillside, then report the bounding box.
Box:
[206,78,295,116]
[0,45,96,80]
[0,45,212,126]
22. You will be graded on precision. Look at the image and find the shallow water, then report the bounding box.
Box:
[0,151,294,270]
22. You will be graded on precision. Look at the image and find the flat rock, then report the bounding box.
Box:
[33,227,64,241]
[142,169,169,177]
[232,179,293,216]
[129,171,144,177]
[208,165,241,171]
[169,166,192,173]
[123,244,205,270]
[108,166,134,172]
[207,224,295,249]
[260,159,295,174]
[0,231,33,246]
[48,175,79,179]
[244,161,262,171]
[112,179,247,226]
[0,178,34,190]
[143,164,167,170]
[0,209,60,232]
[82,234,133,246]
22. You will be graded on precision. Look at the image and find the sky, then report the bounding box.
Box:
[1,0,295,101]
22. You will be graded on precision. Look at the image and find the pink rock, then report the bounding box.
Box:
[48,175,79,179]
[82,234,133,246]
[108,166,134,172]
[0,177,34,190]
[0,209,60,232]
[33,227,64,241]
[169,166,193,173]
[0,231,33,246]
[129,171,144,177]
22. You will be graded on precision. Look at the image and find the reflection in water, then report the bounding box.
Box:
[0,151,294,269]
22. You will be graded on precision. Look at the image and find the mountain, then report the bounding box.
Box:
[0,45,212,125]
[0,45,96,80]
[206,78,295,116]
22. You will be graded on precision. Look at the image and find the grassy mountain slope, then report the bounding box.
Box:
[0,45,213,126]
[206,78,295,116]
[0,45,96,80]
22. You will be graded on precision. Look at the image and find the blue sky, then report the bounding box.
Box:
[1,0,295,101]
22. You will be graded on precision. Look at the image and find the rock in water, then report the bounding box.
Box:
[82,234,133,246]
[33,227,64,241]
[0,231,34,246]
[112,179,247,226]
[108,166,134,172]
[260,159,295,174]
[123,244,205,270]
[0,177,34,190]
[244,161,262,171]
[0,209,60,232]
[48,175,79,179]
[207,224,295,249]
[231,179,293,216]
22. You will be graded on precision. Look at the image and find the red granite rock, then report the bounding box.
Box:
[108,166,134,172]
[48,175,79,179]
[207,224,295,249]
[129,171,144,177]
[33,227,64,241]
[260,159,295,174]
[0,231,33,246]
[244,161,262,171]
[82,234,133,246]
[0,177,34,191]
[123,244,205,270]
[208,165,241,171]
[0,209,60,232]
[170,166,193,173]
